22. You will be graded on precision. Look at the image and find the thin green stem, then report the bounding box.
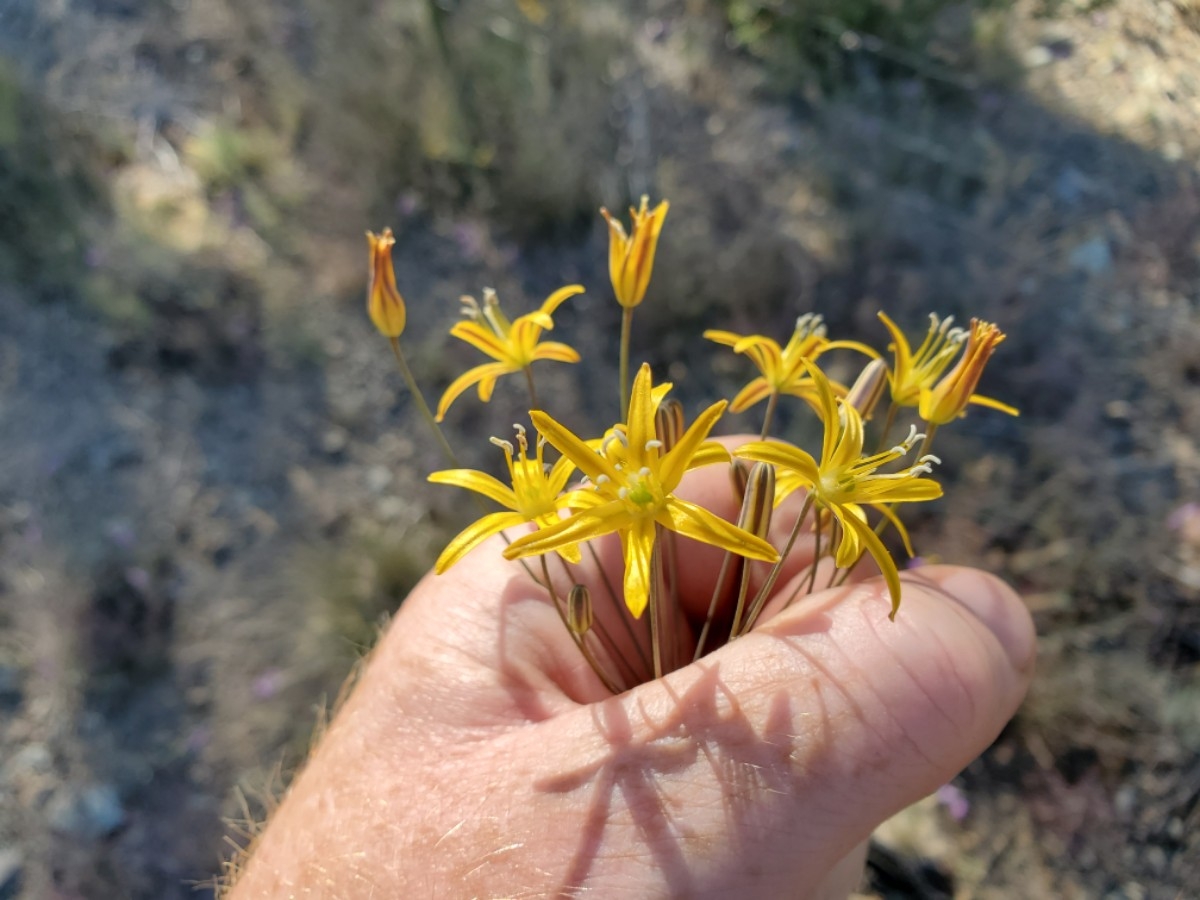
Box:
[917,422,938,459]
[760,392,780,440]
[727,550,760,643]
[557,556,641,688]
[542,557,621,695]
[389,337,459,468]
[738,495,815,637]
[805,513,824,597]
[694,550,739,662]
[874,401,899,454]
[649,542,663,680]
[523,365,541,411]
[585,543,652,677]
[618,306,634,419]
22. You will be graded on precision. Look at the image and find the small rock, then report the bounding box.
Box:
[321,426,349,456]
[365,465,393,494]
[0,667,21,711]
[1023,45,1053,68]
[47,784,125,839]
[3,743,51,782]
[0,847,22,900]
[1068,236,1112,276]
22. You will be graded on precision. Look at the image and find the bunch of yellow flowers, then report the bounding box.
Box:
[365,202,1016,692]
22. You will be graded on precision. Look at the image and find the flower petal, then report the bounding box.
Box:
[659,399,728,492]
[969,393,1020,416]
[703,329,744,348]
[621,517,656,618]
[531,341,581,364]
[837,507,904,619]
[503,500,628,560]
[436,362,509,421]
[539,284,586,318]
[626,363,657,464]
[436,511,526,573]
[730,378,773,413]
[734,440,822,488]
[428,468,518,509]
[531,410,622,484]
[657,498,779,563]
[449,320,512,363]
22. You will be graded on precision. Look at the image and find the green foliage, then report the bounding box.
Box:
[717,0,1015,92]
[0,61,107,295]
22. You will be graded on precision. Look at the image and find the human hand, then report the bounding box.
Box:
[229,443,1035,899]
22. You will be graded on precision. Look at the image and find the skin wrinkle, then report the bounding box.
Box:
[859,600,965,736]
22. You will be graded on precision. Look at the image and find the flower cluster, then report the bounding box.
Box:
[365,198,1017,691]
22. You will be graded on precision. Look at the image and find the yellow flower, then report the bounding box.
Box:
[366,228,406,338]
[877,311,966,407]
[504,363,779,618]
[600,196,669,309]
[436,285,584,422]
[920,319,1019,425]
[735,362,942,619]
[429,424,580,572]
[705,313,877,412]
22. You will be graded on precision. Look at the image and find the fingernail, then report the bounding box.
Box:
[931,568,1036,671]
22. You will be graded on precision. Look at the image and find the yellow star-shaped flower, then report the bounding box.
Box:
[503,363,780,618]
[429,424,580,572]
[920,318,1019,425]
[877,311,966,408]
[436,286,584,421]
[735,361,943,619]
[705,313,876,412]
[600,196,669,309]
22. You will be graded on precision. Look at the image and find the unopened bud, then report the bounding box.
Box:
[654,398,685,452]
[736,462,775,541]
[567,584,593,636]
[845,358,888,420]
[729,459,750,505]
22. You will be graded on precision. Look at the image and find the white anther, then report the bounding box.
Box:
[617,487,629,500]
[645,440,664,450]
[513,423,526,436]
[946,327,967,343]
[637,467,651,478]
[595,475,610,485]
[918,454,941,466]
[488,437,514,453]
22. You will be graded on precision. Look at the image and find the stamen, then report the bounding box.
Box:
[488,437,514,453]
[918,454,942,466]
[617,487,629,500]
[645,440,664,450]
[595,474,610,485]
[637,467,651,478]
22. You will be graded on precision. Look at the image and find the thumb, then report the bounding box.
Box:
[561,564,1034,897]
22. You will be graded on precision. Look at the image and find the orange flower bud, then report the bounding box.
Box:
[366,228,406,338]
[919,319,1013,425]
[600,196,668,309]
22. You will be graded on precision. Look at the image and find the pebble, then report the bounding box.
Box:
[0,847,21,900]
[321,427,349,456]
[46,783,125,839]
[365,465,393,494]
[1068,235,1113,276]
[0,667,21,711]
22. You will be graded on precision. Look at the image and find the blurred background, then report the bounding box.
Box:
[0,0,1197,896]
